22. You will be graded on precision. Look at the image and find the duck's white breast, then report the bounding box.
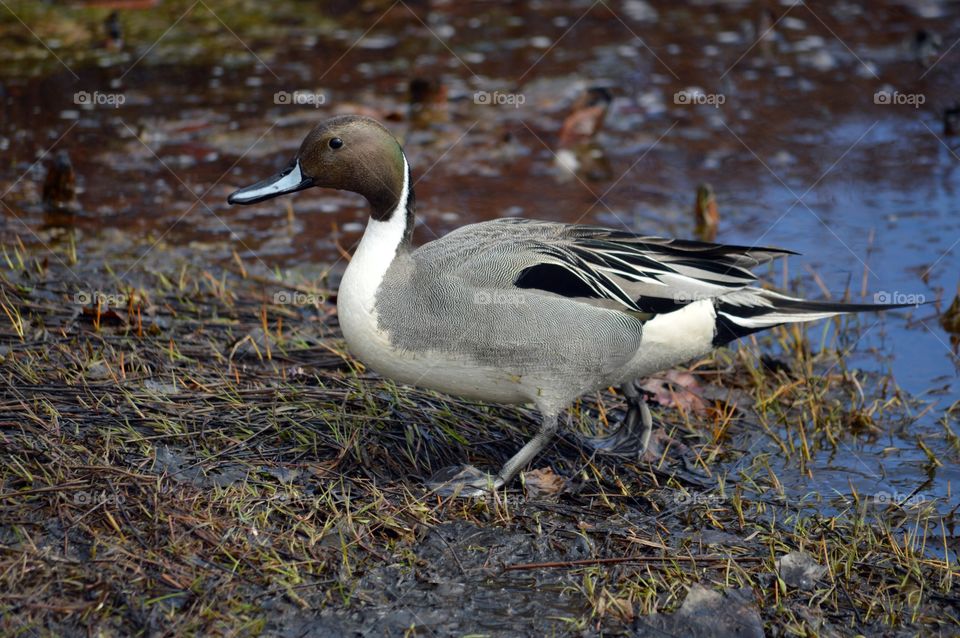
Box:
[336,210,532,405]
[337,285,532,404]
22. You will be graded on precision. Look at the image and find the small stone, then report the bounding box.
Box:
[776,551,827,590]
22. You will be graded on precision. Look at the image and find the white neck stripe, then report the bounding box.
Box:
[338,155,411,312]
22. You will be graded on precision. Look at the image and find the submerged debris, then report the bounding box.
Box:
[941,286,960,351]
[408,77,448,127]
[103,10,123,50]
[41,149,77,211]
[912,29,942,67]
[945,104,960,137]
[693,182,719,242]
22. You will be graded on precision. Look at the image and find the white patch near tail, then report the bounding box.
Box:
[625,299,718,378]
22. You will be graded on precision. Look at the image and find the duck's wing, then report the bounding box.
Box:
[421,218,795,314]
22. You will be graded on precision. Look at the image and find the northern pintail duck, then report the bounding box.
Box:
[228,115,906,495]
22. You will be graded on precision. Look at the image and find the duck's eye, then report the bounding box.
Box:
[329,137,343,150]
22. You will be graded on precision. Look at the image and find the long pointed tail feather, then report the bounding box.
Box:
[712,289,916,346]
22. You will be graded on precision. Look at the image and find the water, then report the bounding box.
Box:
[1,0,957,515]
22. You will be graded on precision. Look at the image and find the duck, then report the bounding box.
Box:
[227,115,908,496]
[555,86,613,179]
[558,86,613,148]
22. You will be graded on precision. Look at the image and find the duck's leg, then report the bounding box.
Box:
[428,412,559,497]
[496,412,559,486]
[581,380,653,458]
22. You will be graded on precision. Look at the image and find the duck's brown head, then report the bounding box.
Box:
[228,115,408,221]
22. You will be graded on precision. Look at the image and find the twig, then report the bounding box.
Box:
[502,554,764,571]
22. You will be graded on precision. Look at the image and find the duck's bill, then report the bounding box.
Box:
[227,159,313,205]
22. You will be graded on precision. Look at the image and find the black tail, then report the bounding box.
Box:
[712,289,916,346]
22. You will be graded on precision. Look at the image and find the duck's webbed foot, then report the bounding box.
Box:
[426,412,559,497]
[582,380,654,458]
[426,465,505,497]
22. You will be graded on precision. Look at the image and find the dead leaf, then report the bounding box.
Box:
[640,370,707,414]
[523,467,565,497]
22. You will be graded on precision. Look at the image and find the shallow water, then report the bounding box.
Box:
[1,0,957,526]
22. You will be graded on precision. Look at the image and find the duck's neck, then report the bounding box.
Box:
[358,153,414,255]
[341,155,415,310]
